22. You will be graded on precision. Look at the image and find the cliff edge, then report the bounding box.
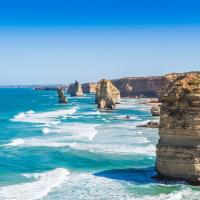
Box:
[156,71,200,183]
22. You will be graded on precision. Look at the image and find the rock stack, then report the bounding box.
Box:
[57,88,68,104]
[151,105,160,116]
[95,79,120,109]
[68,81,83,97]
[156,72,200,183]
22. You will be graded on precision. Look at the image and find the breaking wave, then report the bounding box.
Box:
[11,108,77,124]
[0,168,70,200]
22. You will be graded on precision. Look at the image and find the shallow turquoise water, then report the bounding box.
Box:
[0,88,199,200]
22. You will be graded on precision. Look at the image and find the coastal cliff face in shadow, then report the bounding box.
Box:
[156,71,200,184]
[112,77,163,98]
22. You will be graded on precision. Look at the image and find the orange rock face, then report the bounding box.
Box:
[156,72,200,183]
[95,79,120,109]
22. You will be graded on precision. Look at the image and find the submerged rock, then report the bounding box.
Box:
[68,81,83,97]
[156,72,200,184]
[57,88,68,104]
[138,121,159,128]
[151,105,160,116]
[95,79,120,109]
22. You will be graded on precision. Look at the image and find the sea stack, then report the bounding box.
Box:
[151,105,160,116]
[156,72,200,183]
[57,88,68,103]
[69,81,83,96]
[95,79,120,109]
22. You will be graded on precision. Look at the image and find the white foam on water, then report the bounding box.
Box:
[2,137,70,148]
[3,122,100,148]
[82,110,104,115]
[0,168,70,200]
[13,112,26,119]
[42,127,50,134]
[45,172,200,200]
[11,108,77,124]
[26,110,35,114]
[138,187,200,200]
[45,172,137,200]
[3,138,25,147]
[69,143,156,156]
[41,123,99,141]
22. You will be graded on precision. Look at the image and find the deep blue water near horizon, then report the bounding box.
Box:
[0,88,199,200]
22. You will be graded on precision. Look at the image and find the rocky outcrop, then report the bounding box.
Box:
[57,88,68,104]
[112,76,163,98]
[151,105,160,116]
[82,83,97,93]
[95,79,120,109]
[156,72,200,183]
[68,81,83,96]
[138,121,159,128]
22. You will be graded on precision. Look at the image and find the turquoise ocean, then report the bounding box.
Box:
[0,88,200,200]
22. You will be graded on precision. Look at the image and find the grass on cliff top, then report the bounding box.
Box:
[188,79,200,85]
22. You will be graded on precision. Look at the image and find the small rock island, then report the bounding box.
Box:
[156,72,200,184]
[68,81,83,97]
[57,88,68,104]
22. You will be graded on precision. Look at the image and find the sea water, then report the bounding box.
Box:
[0,88,200,200]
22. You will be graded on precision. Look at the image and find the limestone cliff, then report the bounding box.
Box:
[57,88,68,104]
[95,79,120,109]
[68,81,83,96]
[112,76,162,98]
[82,83,97,93]
[156,72,200,183]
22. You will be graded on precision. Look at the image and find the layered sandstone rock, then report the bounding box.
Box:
[82,83,97,93]
[156,72,200,183]
[112,76,162,98]
[68,81,83,96]
[95,79,120,109]
[57,88,68,104]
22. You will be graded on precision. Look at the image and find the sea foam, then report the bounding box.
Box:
[11,108,77,124]
[0,168,70,200]
[3,138,25,147]
[41,123,99,141]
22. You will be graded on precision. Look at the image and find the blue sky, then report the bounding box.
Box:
[0,0,200,85]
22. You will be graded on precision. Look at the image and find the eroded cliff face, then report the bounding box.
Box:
[57,88,68,104]
[95,79,120,109]
[112,77,163,98]
[68,81,83,96]
[156,72,200,183]
[82,83,97,93]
